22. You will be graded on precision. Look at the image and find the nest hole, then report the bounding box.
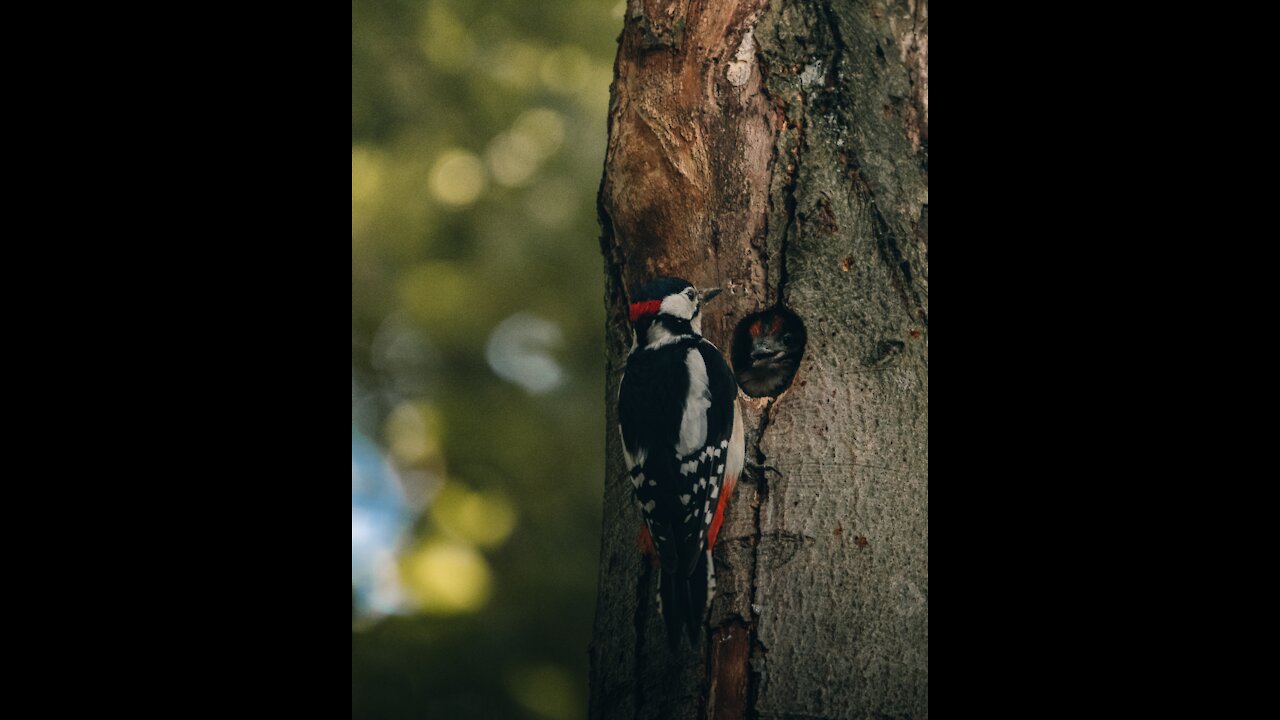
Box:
[730,305,807,398]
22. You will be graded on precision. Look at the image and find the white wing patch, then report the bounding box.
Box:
[676,349,711,457]
[621,440,647,476]
[725,399,745,480]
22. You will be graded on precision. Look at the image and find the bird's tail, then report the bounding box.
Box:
[658,549,715,648]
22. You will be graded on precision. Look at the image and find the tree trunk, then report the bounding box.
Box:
[591,0,927,718]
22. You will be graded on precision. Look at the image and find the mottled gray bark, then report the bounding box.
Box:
[591,1,927,718]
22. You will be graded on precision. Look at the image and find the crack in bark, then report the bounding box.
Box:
[739,33,794,720]
[744,397,784,720]
[738,12,809,716]
[777,170,797,308]
[832,145,929,328]
[866,194,928,328]
[817,0,847,74]
[816,0,928,329]
[745,412,770,720]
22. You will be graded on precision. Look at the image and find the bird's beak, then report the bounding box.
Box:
[700,287,722,304]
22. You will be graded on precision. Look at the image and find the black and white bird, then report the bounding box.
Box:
[617,277,744,647]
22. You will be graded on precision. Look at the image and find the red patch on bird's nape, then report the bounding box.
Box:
[749,318,764,337]
[770,314,784,335]
[629,300,663,322]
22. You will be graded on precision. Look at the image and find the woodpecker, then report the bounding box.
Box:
[617,276,744,648]
[731,308,805,397]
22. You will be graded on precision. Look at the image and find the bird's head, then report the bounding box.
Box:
[628,277,722,344]
[745,311,804,367]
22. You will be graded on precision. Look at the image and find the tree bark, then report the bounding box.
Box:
[591,1,927,718]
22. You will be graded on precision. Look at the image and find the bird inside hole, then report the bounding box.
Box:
[732,307,806,397]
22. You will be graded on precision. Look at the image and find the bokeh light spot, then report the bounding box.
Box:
[352,146,387,240]
[403,540,493,614]
[430,150,487,206]
[370,313,440,397]
[431,483,518,549]
[486,312,566,394]
[490,40,547,90]
[487,108,566,188]
[486,131,543,187]
[352,146,386,204]
[514,108,566,156]
[386,401,444,466]
[540,45,592,94]
[419,2,475,72]
[352,429,413,619]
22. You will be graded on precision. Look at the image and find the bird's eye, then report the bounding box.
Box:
[781,333,793,345]
[685,288,696,299]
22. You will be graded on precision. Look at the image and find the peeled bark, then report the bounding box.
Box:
[592,1,928,718]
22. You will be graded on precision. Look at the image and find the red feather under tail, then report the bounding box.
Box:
[707,473,738,550]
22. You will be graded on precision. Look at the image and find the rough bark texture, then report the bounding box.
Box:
[591,1,928,718]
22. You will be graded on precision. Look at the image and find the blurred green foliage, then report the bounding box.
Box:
[352,1,621,718]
